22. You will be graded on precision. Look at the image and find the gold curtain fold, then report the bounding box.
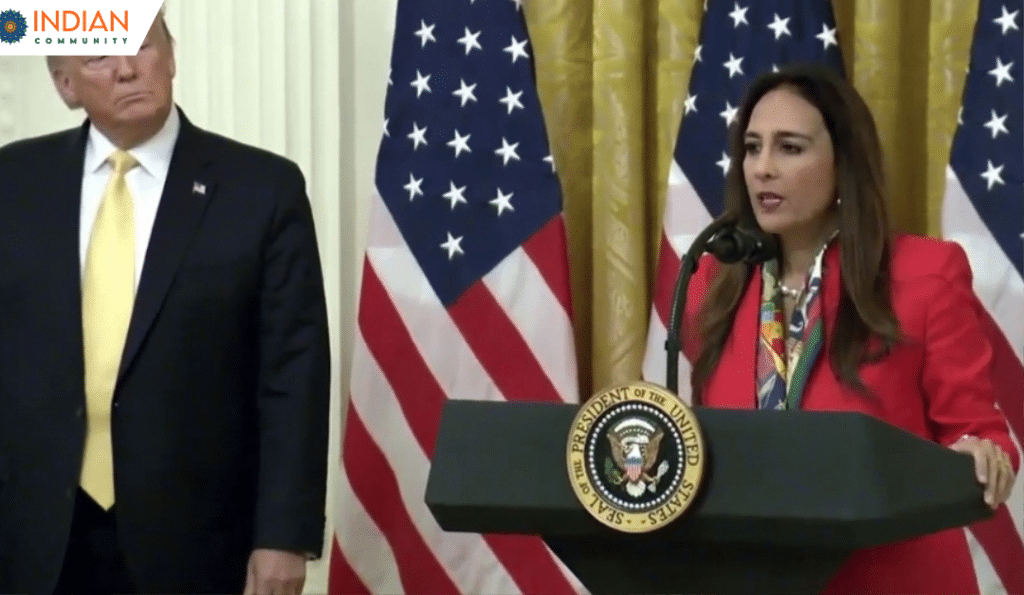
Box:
[525,0,977,398]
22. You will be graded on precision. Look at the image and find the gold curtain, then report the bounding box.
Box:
[523,0,979,398]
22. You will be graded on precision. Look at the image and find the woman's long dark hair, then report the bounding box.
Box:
[691,64,902,403]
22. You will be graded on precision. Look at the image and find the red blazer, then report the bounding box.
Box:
[683,234,1020,595]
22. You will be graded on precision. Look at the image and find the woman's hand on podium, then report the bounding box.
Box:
[950,435,1016,508]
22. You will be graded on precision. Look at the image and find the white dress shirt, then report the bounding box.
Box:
[79,108,181,293]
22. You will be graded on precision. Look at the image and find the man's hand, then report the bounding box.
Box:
[950,435,1016,509]
[242,549,307,595]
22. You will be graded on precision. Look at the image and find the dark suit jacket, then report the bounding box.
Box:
[683,234,1020,595]
[0,108,331,594]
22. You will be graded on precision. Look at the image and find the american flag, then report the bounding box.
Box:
[941,1,1023,592]
[327,0,583,593]
[642,0,844,393]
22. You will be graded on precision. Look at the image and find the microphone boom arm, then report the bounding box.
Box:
[663,217,776,396]
[664,217,733,395]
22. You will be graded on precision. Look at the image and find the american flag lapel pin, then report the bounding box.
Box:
[192,181,206,196]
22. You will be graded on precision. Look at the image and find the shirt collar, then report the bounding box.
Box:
[84,106,181,176]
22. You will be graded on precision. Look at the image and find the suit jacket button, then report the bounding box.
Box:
[66,487,74,499]
[75,406,83,418]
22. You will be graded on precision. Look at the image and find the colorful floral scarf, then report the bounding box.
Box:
[756,235,835,410]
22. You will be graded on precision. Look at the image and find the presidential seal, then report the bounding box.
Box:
[566,381,705,533]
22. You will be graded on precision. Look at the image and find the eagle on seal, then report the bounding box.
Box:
[608,426,664,485]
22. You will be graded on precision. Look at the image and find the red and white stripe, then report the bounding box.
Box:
[642,159,712,400]
[943,165,1024,595]
[329,191,585,595]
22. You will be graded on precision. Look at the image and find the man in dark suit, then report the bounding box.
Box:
[0,12,330,595]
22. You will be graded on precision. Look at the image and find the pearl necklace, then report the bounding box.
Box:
[778,283,803,299]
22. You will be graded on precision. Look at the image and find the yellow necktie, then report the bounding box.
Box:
[81,149,137,509]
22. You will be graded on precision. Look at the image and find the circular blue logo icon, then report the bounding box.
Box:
[0,9,27,45]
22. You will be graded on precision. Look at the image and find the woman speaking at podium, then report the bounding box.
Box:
[681,65,1019,595]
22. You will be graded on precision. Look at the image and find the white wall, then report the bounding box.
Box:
[0,0,400,592]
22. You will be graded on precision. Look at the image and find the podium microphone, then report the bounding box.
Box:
[705,226,778,264]
[664,219,776,395]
